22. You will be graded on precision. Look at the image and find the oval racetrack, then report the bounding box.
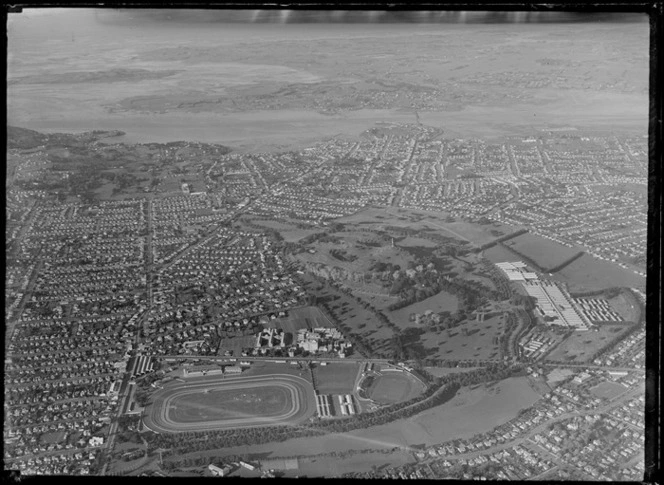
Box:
[143,374,315,433]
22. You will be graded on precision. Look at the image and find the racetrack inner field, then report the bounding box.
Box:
[144,374,315,433]
[168,385,291,423]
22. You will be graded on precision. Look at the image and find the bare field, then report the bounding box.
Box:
[545,325,633,363]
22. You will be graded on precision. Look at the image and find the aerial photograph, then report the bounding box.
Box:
[5,8,651,479]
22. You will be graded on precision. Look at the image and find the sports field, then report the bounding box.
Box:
[370,372,425,404]
[144,373,316,433]
[590,380,628,400]
[360,368,426,405]
[314,362,360,395]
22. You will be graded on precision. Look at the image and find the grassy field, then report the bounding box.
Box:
[268,306,331,335]
[552,254,646,291]
[387,290,459,329]
[249,218,320,242]
[483,244,523,264]
[168,386,291,423]
[503,233,581,270]
[314,362,360,395]
[203,377,540,458]
[349,376,542,447]
[288,451,416,478]
[299,273,395,357]
[363,369,426,405]
[397,236,439,247]
[437,220,518,246]
[423,366,484,377]
[420,314,506,361]
[545,325,633,363]
[218,335,255,356]
[590,380,628,399]
[607,292,641,322]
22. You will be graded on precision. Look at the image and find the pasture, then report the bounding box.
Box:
[544,325,633,363]
[314,362,361,395]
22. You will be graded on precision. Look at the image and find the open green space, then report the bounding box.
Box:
[590,380,628,400]
[168,386,291,423]
[552,254,646,291]
[314,362,360,395]
[298,273,394,357]
[248,218,320,242]
[387,290,459,329]
[421,314,506,362]
[39,430,67,445]
[267,306,330,335]
[290,451,416,478]
[545,324,633,363]
[503,232,581,270]
[362,369,426,405]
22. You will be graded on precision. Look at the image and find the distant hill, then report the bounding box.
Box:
[7,126,49,149]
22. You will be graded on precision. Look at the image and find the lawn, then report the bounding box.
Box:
[545,324,633,363]
[314,362,361,395]
[387,290,459,329]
